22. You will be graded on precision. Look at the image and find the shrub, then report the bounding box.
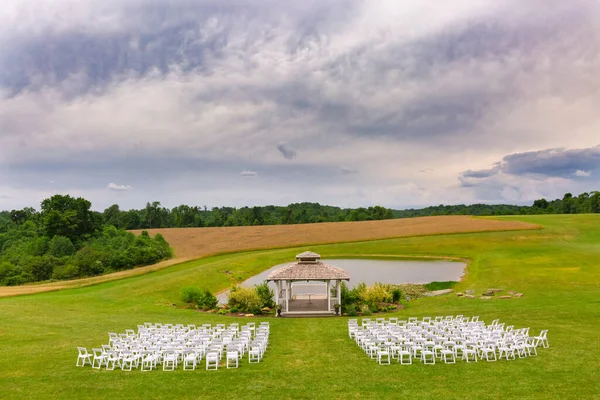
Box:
[27,256,55,281]
[181,287,218,309]
[254,282,275,309]
[341,281,359,305]
[392,288,402,303]
[5,272,34,286]
[52,264,79,280]
[361,283,392,305]
[0,262,16,283]
[182,286,204,304]
[229,307,239,313]
[217,309,227,315]
[343,303,358,314]
[361,308,373,316]
[347,310,358,317]
[200,288,218,309]
[228,286,262,314]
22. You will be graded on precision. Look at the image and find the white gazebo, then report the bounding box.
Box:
[267,251,350,316]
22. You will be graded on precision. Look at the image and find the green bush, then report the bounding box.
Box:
[361,308,372,316]
[343,303,358,314]
[200,288,218,309]
[228,286,262,314]
[341,281,360,305]
[52,264,79,280]
[392,288,402,303]
[255,281,275,309]
[0,262,16,283]
[229,307,239,313]
[182,286,204,304]
[181,287,218,309]
[217,309,227,315]
[347,310,358,317]
[361,283,393,305]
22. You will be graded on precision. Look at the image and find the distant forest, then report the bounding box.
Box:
[100,190,599,228]
[1,191,598,286]
[392,191,600,218]
[1,191,599,232]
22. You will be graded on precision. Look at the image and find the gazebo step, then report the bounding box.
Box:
[280,311,336,318]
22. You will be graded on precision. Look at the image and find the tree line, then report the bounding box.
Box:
[393,191,600,217]
[0,195,172,286]
[100,202,396,229]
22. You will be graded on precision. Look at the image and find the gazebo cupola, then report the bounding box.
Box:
[296,251,321,264]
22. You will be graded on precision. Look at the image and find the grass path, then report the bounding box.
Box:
[0,215,598,399]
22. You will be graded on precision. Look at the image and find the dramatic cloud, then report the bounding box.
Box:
[107,183,132,191]
[276,143,297,161]
[1,0,600,210]
[458,145,600,201]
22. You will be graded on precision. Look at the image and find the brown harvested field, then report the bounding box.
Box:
[133,215,538,259]
[0,216,537,297]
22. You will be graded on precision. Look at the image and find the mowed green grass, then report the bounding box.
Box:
[1,215,599,399]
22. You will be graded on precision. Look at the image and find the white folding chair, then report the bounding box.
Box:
[227,351,239,369]
[91,348,107,369]
[206,352,219,370]
[183,351,197,371]
[76,347,93,367]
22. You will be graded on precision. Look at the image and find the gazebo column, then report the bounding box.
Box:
[286,280,290,312]
[326,280,330,311]
[337,280,341,312]
[275,281,280,307]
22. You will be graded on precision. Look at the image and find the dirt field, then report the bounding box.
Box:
[0,216,537,297]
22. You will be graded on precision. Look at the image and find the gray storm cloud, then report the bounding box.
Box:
[1,0,600,210]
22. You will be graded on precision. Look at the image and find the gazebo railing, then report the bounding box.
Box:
[329,298,337,311]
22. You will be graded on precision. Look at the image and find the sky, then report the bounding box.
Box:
[1,0,600,211]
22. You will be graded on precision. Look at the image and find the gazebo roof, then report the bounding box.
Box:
[267,261,350,281]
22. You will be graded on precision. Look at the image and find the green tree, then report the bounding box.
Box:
[47,235,76,257]
[41,195,102,244]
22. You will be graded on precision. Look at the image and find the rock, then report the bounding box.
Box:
[244,314,255,317]
[514,293,523,298]
[487,288,503,293]
[499,295,512,299]
[456,293,464,297]
[464,295,476,299]
[428,289,454,296]
[261,307,271,311]
[465,289,475,294]
[480,296,492,300]
[508,291,516,295]
[482,291,495,297]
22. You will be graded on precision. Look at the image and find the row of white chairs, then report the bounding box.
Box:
[76,322,270,371]
[349,316,549,365]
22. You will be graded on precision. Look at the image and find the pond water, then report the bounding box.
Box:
[217,258,465,303]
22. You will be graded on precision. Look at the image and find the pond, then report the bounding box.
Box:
[217,258,465,303]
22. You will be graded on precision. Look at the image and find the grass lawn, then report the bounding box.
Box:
[0,214,599,399]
